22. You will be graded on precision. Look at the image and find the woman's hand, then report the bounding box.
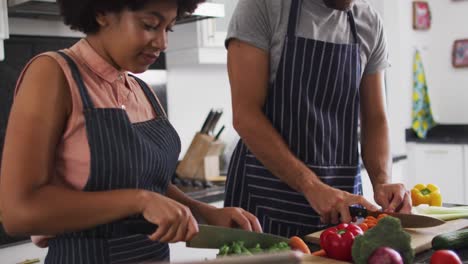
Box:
[140,191,199,243]
[202,207,263,233]
[303,181,378,225]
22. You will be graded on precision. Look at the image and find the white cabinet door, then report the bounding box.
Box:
[0,242,48,264]
[406,143,465,204]
[166,0,238,66]
[0,0,8,39]
[199,0,238,48]
[0,0,9,61]
[464,145,468,204]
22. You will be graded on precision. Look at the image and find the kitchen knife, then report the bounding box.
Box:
[201,110,215,134]
[207,110,223,135]
[349,206,445,228]
[122,220,289,249]
[214,125,225,141]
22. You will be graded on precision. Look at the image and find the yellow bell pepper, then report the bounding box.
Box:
[411,184,442,206]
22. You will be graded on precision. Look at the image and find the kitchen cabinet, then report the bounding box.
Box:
[464,145,468,204]
[0,242,48,263]
[166,0,238,66]
[406,143,465,204]
[0,0,9,61]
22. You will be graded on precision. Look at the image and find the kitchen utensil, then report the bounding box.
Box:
[207,110,223,135]
[123,220,289,249]
[201,110,215,134]
[214,125,225,140]
[349,207,445,228]
[188,223,289,249]
[303,218,468,255]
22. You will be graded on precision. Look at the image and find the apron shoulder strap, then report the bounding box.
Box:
[56,51,95,110]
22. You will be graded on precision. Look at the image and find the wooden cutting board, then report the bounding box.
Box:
[303,219,468,254]
[301,255,349,263]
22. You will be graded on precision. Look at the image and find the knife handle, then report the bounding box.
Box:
[122,219,158,235]
[349,206,368,218]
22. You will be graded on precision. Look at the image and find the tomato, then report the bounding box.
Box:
[430,250,462,264]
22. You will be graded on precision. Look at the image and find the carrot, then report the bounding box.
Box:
[365,216,377,221]
[311,249,327,257]
[289,236,311,254]
[377,213,388,220]
[358,223,369,232]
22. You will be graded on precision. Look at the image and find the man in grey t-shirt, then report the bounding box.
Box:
[224,0,411,237]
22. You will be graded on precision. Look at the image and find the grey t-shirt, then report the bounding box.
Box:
[226,0,390,83]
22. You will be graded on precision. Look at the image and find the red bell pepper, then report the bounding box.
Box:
[319,223,363,261]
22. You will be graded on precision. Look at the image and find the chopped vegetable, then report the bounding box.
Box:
[311,249,327,257]
[413,205,468,220]
[411,184,442,206]
[289,236,311,254]
[319,223,363,261]
[351,216,414,264]
[358,213,389,232]
[217,241,291,257]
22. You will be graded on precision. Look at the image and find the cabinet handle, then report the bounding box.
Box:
[17,259,40,264]
[424,150,449,155]
[207,19,216,39]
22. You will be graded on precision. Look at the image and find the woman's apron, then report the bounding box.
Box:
[45,51,181,264]
[225,0,363,237]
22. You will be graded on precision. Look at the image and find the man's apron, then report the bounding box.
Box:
[225,0,363,237]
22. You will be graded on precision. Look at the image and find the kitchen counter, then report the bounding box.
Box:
[0,182,226,249]
[406,124,468,144]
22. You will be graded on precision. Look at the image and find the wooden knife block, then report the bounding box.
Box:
[176,132,225,181]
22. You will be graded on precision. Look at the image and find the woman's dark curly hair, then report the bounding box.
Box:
[57,0,205,34]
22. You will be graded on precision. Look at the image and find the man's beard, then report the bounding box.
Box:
[323,0,354,10]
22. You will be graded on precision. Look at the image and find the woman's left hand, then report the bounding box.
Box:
[203,207,263,232]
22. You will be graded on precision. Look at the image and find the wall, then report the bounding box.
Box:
[411,0,468,124]
[166,65,238,162]
[367,0,468,155]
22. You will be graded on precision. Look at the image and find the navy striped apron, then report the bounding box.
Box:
[225,0,362,237]
[45,52,181,264]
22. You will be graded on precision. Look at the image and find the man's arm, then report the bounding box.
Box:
[360,71,411,213]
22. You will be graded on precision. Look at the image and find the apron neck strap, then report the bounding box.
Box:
[347,11,360,44]
[287,0,360,44]
[286,0,301,38]
[129,74,166,117]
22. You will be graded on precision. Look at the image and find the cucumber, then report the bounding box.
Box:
[432,229,468,250]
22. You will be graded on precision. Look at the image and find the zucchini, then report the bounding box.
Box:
[432,229,468,250]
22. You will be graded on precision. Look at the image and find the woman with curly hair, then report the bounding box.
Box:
[0,0,261,263]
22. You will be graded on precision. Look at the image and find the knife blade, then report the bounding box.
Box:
[188,224,289,249]
[349,206,445,228]
[122,220,289,249]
